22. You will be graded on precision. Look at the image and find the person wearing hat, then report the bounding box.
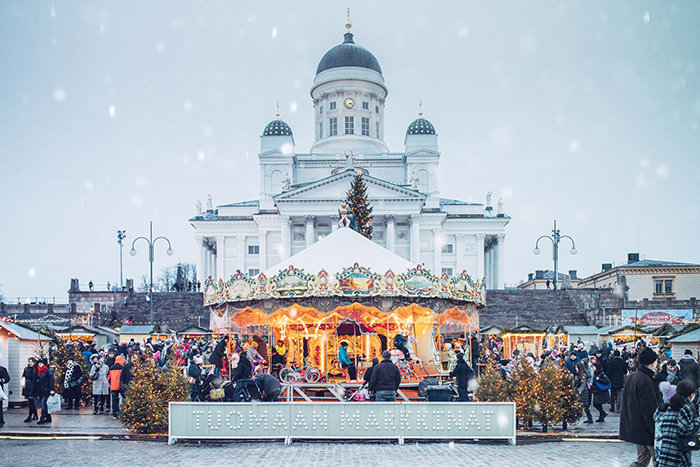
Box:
[370,350,402,402]
[619,346,662,466]
[338,341,356,381]
[575,343,589,362]
[63,356,83,410]
[653,379,700,467]
[678,349,700,390]
[655,359,683,386]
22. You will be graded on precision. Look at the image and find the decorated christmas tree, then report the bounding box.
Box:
[345,174,373,239]
[474,361,508,402]
[534,363,564,431]
[559,366,583,429]
[120,359,190,434]
[509,358,537,427]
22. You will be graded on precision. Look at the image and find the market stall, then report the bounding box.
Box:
[206,226,485,381]
[501,326,546,360]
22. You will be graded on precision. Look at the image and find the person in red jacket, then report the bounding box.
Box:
[108,355,125,419]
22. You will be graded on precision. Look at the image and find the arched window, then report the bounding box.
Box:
[270,170,283,194]
[417,169,430,193]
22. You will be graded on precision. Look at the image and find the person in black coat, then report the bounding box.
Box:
[590,362,611,422]
[605,350,628,413]
[255,374,281,401]
[35,359,55,425]
[619,347,662,467]
[22,357,39,422]
[370,350,402,402]
[678,350,700,389]
[187,356,203,401]
[63,356,83,409]
[232,350,252,402]
[0,363,10,427]
[450,353,475,401]
[209,336,228,376]
[363,358,379,388]
[655,359,683,385]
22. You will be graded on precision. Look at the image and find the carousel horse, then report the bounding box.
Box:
[405,336,423,369]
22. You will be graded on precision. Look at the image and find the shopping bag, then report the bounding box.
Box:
[47,394,62,414]
[0,386,7,401]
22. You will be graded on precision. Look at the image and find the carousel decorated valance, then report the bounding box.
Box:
[204,264,486,307]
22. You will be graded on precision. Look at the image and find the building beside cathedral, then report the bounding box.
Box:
[190,19,510,289]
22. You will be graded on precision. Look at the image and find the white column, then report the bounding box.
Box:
[409,214,420,264]
[306,215,315,248]
[195,236,205,286]
[386,215,395,253]
[210,245,217,281]
[486,244,493,289]
[475,234,485,281]
[280,216,291,260]
[497,234,505,290]
[433,229,442,275]
[216,236,225,281]
[237,236,246,273]
[455,234,466,274]
[490,246,496,289]
[258,230,267,272]
[330,214,339,232]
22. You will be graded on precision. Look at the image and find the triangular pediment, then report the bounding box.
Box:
[274,171,427,203]
[405,148,440,157]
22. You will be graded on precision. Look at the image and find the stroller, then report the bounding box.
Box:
[199,369,235,402]
[343,382,370,402]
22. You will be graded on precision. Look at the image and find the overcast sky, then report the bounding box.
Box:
[1,1,699,300]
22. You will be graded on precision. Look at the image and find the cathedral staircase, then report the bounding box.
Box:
[105,292,206,328]
[481,289,589,329]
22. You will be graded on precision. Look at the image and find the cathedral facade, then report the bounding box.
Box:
[190,20,510,289]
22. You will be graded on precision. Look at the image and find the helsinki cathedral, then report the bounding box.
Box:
[190,15,510,290]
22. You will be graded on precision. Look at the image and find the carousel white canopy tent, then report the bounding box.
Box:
[264,226,416,276]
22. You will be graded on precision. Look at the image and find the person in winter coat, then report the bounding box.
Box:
[656,359,683,386]
[89,354,110,414]
[35,359,55,425]
[233,350,253,402]
[108,355,125,418]
[678,350,700,389]
[364,358,379,394]
[590,362,611,422]
[575,361,594,424]
[565,352,578,375]
[22,357,39,422]
[620,346,663,467]
[188,356,203,401]
[63,356,83,409]
[606,350,628,413]
[209,336,228,376]
[654,379,700,467]
[370,350,402,402]
[255,373,281,401]
[0,363,9,428]
[450,352,476,401]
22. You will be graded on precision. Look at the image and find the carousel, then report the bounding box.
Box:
[205,220,485,382]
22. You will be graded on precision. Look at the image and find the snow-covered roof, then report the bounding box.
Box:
[0,322,46,340]
[265,226,416,276]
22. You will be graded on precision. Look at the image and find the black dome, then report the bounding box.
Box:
[263,119,293,136]
[316,32,382,75]
[406,118,435,135]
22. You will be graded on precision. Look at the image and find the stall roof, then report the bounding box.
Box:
[177,325,212,335]
[562,326,601,335]
[117,325,156,335]
[669,329,700,343]
[0,322,45,340]
[265,226,416,276]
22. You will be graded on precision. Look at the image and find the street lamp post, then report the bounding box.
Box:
[129,221,173,326]
[533,220,577,327]
[117,230,127,289]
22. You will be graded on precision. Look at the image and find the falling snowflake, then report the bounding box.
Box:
[53,87,66,102]
[656,164,669,178]
[271,28,277,39]
[289,101,298,113]
[457,26,469,38]
[109,105,116,117]
[643,12,650,24]
[569,140,579,152]
[197,150,206,162]
[156,42,165,53]
[84,180,94,191]
[184,101,193,111]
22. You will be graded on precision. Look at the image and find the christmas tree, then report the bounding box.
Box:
[474,361,508,402]
[345,174,373,239]
[559,366,583,429]
[120,360,190,434]
[509,358,537,427]
[534,363,564,431]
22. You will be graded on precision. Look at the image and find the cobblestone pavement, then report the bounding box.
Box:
[1,405,128,435]
[3,438,699,467]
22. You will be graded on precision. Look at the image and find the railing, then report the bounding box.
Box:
[4,297,70,305]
